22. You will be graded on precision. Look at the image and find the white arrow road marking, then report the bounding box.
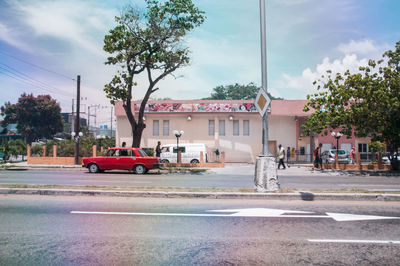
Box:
[326,212,400,222]
[70,208,400,222]
[308,239,400,244]
[207,208,314,216]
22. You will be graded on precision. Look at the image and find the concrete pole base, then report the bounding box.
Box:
[254,156,279,192]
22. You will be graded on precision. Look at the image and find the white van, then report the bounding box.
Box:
[160,143,207,164]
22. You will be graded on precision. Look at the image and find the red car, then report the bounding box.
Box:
[82,147,161,174]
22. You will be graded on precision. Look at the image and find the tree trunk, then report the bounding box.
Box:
[131,121,146,148]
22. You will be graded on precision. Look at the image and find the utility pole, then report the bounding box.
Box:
[254,0,279,192]
[110,106,113,137]
[74,75,81,165]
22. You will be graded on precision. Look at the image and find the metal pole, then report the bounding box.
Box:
[74,75,81,165]
[260,0,270,156]
[110,106,113,137]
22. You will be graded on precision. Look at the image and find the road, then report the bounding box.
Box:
[1,164,400,191]
[1,195,400,265]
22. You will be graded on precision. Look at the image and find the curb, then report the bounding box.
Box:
[1,188,400,201]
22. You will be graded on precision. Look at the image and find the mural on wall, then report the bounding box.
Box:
[134,103,258,113]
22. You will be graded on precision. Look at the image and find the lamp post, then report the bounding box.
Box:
[331,131,342,164]
[173,130,184,163]
[71,131,83,165]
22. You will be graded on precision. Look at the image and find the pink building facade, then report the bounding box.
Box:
[115,100,371,163]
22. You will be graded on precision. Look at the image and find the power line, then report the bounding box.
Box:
[0,50,75,81]
[0,63,75,97]
[0,68,73,99]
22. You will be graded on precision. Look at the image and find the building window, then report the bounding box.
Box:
[243,120,249,136]
[163,120,169,136]
[209,120,215,136]
[219,120,225,136]
[153,120,159,136]
[233,120,239,136]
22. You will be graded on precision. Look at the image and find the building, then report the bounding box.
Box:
[115,100,371,163]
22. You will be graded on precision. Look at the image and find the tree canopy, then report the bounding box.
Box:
[103,0,205,147]
[303,41,400,168]
[1,93,63,144]
[202,83,282,100]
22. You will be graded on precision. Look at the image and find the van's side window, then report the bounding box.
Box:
[173,147,186,153]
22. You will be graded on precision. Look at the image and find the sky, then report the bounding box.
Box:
[0,0,399,127]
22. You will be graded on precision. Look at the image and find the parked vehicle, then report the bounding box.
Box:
[321,149,349,164]
[160,143,207,164]
[82,147,161,174]
[382,152,400,164]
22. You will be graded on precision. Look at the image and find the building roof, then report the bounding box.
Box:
[114,99,311,117]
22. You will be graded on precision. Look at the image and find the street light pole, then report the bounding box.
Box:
[260,0,270,156]
[173,130,184,163]
[254,0,279,192]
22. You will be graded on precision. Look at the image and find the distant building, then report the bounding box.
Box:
[115,100,372,163]
[0,122,23,144]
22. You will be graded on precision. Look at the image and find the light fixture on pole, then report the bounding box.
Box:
[173,130,184,163]
[71,131,83,142]
[331,131,343,158]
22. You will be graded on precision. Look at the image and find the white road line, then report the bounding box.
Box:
[76,180,152,183]
[308,239,400,244]
[70,210,329,218]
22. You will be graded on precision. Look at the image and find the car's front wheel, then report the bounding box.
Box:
[88,163,100,173]
[161,159,169,164]
[134,164,147,174]
[190,159,200,164]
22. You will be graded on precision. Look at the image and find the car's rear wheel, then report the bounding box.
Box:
[161,159,169,164]
[134,164,147,174]
[190,159,200,164]
[88,163,100,173]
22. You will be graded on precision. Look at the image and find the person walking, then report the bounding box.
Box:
[313,143,322,170]
[278,144,286,169]
[155,141,162,157]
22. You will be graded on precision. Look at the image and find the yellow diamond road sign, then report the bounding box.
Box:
[254,88,271,117]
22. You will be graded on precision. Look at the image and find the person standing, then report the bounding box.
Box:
[286,147,291,168]
[350,146,355,164]
[278,144,286,170]
[155,141,162,157]
[313,143,322,170]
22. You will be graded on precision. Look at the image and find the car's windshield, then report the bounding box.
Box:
[138,149,148,157]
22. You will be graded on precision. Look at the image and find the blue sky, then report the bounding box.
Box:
[0,0,399,126]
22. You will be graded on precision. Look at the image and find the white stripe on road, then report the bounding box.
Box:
[70,210,329,218]
[76,180,152,183]
[308,239,400,244]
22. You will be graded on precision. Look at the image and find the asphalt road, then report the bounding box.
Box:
[1,164,400,191]
[1,195,400,265]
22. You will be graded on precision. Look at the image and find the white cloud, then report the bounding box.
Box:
[0,22,31,52]
[337,39,390,57]
[274,54,369,99]
[9,0,116,56]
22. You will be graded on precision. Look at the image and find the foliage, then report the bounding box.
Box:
[369,141,386,153]
[103,0,205,147]
[0,139,27,162]
[202,82,282,100]
[303,41,400,169]
[1,94,64,145]
[30,137,115,157]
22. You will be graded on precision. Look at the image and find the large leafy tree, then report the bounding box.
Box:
[203,82,282,100]
[1,94,64,145]
[303,41,400,169]
[103,0,205,147]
